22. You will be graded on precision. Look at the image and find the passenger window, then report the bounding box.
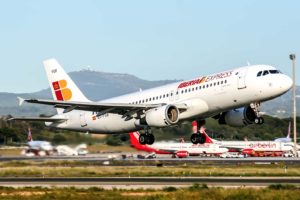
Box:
[257,71,262,77]
[185,89,187,93]
[214,82,216,86]
[210,83,212,87]
[221,81,223,84]
[188,88,191,92]
[192,88,194,91]
[166,94,169,97]
[163,94,165,98]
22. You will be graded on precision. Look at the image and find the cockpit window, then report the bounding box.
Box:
[269,70,281,74]
[263,70,269,76]
[257,71,262,77]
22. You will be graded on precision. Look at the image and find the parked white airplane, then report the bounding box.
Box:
[197,124,299,157]
[12,59,292,145]
[274,121,292,143]
[24,128,54,156]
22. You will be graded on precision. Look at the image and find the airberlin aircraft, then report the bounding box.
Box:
[11,59,292,145]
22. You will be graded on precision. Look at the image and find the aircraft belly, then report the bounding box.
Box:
[88,113,138,133]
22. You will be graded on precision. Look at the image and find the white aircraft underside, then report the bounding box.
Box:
[12,59,293,145]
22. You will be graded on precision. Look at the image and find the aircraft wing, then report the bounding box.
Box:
[18,98,188,115]
[8,117,67,122]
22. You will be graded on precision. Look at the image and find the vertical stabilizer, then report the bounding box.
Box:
[27,128,33,142]
[43,59,90,110]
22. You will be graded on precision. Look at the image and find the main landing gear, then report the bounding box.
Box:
[190,120,207,145]
[139,128,155,145]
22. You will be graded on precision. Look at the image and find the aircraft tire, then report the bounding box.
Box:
[198,133,206,144]
[139,134,147,145]
[191,134,200,144]
[146,134,155,145]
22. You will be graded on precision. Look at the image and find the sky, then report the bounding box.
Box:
[0,0,300,93]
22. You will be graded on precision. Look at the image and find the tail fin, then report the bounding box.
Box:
[129,131,141,148]
[27,128,33,142]
[287,121,291,138]
[43,59,90,103]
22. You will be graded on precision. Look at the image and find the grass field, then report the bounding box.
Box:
[0,184,298,200]
[0,160,299,177]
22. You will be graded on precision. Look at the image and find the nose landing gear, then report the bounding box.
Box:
[251,102,264,125]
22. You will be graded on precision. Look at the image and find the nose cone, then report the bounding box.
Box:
[280,75,293,92]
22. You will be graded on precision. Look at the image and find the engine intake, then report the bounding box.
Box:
[145,105,179,127]
[219,106,257,127]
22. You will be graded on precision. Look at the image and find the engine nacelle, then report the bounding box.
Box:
[219,106,257,127]
[145,105,179,127]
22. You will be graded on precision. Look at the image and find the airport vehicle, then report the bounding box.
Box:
[23,128,54,156]
[12,59,292,145]
[198,125,298,157]
[129,131,228,157]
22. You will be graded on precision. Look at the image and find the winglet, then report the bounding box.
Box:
[17,97,25,106]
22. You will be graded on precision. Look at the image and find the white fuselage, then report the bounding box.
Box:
[213,140,297,152]
[27,141,53,151]
[149,142,228,155]
[47,65,292,133]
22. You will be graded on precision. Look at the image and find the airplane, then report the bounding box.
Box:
[24,128,54,156]
[56,143,88,156]
[274,121,292,143]
[197,123,299,157]
[129,131,228,158]
[11,59,293,145]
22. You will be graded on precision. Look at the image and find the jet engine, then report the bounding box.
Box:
[218,106,257,127]
[145,105,179,127]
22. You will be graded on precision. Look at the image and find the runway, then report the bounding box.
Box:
[1,154,300,165]
[0,177,299,188]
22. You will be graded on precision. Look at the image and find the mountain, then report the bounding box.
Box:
[0,69,298,117]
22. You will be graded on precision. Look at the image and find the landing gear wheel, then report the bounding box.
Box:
[191,134,200,144]
[198,133,206,144]
[146,134,155,145]
[139,134,147,145]
[254,117,264,125]
[259,117,264,124]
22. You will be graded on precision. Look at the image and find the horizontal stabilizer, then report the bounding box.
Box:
[8,117,67,122]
